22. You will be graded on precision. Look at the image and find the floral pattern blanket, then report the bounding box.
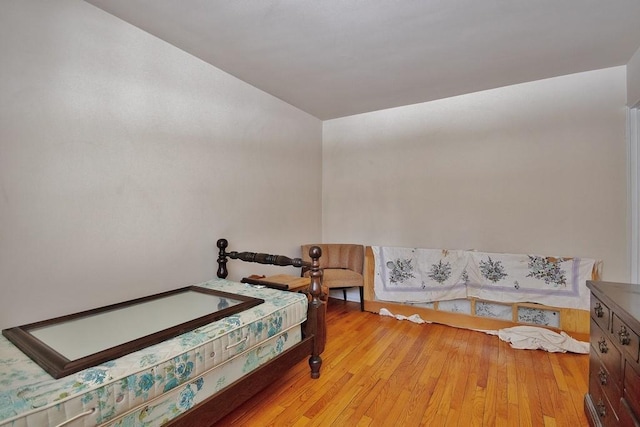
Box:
[373,246,469,302]
[465,251,598,310]
[373,246,600,309]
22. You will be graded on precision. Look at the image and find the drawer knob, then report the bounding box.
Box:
[617,325,631,345]
[598,367,607,385]
[594,302,604,318]
[596,400,607,418]
[598,337,608,353]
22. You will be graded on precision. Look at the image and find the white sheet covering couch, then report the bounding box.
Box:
[366,246,601,337]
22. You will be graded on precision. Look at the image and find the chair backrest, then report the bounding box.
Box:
[301,244,364,274]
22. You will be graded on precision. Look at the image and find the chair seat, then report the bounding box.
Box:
[322,268,363,288]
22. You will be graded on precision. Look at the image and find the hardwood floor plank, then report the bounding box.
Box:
[539,351,581,427]
[434,328,472,426]
[377,326,436,425]
[455,329,483,427]
[494,339,510,427]
[333,321,431,425]
[355,415,373,426]
[362,372,394,421]
[419,346,454,423]
[328,378,383,426]
[515,346,535,426]
[554,352,590,424]
[291,416,311,427]
[504,339,521,426]
[531,351,557,420]
[423,325,476,422]
[549,352,570,392]
[399,381,432,426]
[217,299,589,426]
[482,332,499,427]
[304,371,354,419]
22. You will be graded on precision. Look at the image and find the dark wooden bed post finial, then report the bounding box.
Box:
[307,245,325,379]
[217,238,229,279]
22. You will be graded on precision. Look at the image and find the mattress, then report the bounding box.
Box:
[0,279,308,427]
[104,327,301,426]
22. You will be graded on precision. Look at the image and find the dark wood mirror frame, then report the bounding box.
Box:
[1,286,263,379]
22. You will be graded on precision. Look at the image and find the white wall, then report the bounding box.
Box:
[629,46,640,107]
[323,67,628,282]
[0,0,322,329]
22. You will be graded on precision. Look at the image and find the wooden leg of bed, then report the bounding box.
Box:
[309,354,322,379]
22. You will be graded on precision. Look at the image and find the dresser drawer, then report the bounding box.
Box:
[592,319,623,380]
[591,351,622,417]
[624,361,640,420]
[612,314,640,362]
[588,382,619,427]
[592,294,611,330]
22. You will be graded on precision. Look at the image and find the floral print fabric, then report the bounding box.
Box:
[373,246,598,310]
[104,328,301,427]
[465,251,597,310]
[373,246,470,303]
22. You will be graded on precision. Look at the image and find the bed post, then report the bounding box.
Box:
[306,245,326,379]
[217,238,229,279]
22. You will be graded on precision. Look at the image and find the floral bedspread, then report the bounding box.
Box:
[373,246,469,302]
[0,279,307,426]
[373,246,599,309]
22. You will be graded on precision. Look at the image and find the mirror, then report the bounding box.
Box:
[2,286,263,379]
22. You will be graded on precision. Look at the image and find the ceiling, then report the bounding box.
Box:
[86,0,640,120]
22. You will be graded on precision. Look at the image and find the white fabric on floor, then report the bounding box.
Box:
[489,325,589,354]
[379,308,430,324]
[379,308,588,353]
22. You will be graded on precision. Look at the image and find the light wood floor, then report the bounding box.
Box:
[217,299,590,426]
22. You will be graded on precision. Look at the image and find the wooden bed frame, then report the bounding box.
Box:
[362,246,593,340]
[168,239,326,427]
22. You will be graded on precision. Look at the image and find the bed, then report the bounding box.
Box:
[0,239,326,427]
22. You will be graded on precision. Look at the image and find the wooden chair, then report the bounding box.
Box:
[301,244,365,311]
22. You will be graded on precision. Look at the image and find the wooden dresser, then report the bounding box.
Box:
[585,281,640,427]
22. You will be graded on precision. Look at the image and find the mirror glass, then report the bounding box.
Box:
[30,291,241,360]
[2,286,263,378]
